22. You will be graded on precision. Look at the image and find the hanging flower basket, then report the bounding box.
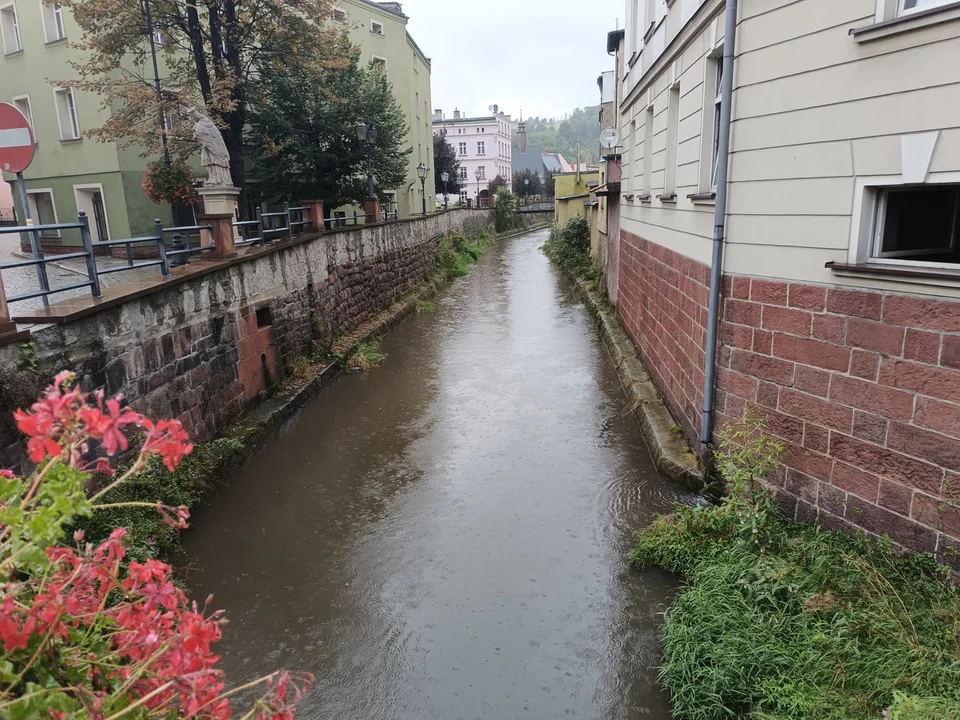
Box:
[142,158,199,205]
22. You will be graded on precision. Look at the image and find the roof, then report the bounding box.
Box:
[511,144,547,175]
[433,115,501,126]
[542,153,572,174]
[607,29,625,54]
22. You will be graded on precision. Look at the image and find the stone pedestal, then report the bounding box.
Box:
[196,213,238,259]
[363,198,381,224]
[198,186,241,242]
[304,200,325,232]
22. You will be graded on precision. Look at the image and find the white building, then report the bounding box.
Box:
[433,108,512,208]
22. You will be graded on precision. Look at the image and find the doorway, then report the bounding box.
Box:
[73,185,110,242]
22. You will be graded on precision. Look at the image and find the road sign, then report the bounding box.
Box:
[0,102,35,174]
[600,127,620,150]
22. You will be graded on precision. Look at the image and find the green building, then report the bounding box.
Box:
[0,0,434,248]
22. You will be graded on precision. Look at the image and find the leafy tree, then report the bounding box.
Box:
[512,169,542,196]
[493,188,517,232]
[58,0,347,197]
[247,51,410,209]
[488,175,508,195]
[433,131,463,196]
[522,106,602,165]
[544,172,556,197]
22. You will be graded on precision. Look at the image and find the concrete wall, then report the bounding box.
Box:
[0,209,493,465]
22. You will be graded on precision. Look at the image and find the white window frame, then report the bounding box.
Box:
[54,87,80,141]
[73,183,111,242]
[152,28,164,45]
[477,141,485,156]
[699,48,723,193]
[849,171,960,270]
[898,0,955,15]
[642,105,654,196]
[40,0,66,43]
[458,142,467,156]
[332,6,346,22]
[11,94,35,142]
[459,167,467,181]
[478,166,486,180]
[663,84,680,197]
[875,0,956,20]
[371,55,387,72]
[25,188,60,238]
[0,2,22,54]
[370,19,384,35]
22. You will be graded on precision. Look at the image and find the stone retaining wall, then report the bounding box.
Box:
[0,209,495,467]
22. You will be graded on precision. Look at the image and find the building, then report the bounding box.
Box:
[612,0,960,563]
[339,0,435,219]
[555,171,600,226]
[0,0,434,249]
[433,108,512,208]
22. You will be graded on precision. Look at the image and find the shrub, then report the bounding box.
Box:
[493,188,517,232]
[0,372,309,718]
[541,215,596,278]
[632,410,960,720]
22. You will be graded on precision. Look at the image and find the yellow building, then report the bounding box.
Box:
[554,171,600,226]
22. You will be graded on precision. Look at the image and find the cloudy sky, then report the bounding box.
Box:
[400,0,622,121]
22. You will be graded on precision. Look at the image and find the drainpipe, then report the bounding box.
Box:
[700,0,739,449]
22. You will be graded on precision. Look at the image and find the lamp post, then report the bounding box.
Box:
[524,177,529,208]
[475,168,482,208]
[441,171,449,210]
[356,122,378,200]
[417,162,429,215]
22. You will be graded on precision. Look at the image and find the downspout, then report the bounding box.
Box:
[700,0,739,450]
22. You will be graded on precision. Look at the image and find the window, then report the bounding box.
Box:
[459,167,467,180]
[478,166,486,179]
[458,142,467,156]
[872,186,960,265]
[370,19,384,35]
[1,3,21,54]
[12,95,34,140]
[899,0,954,14]
[41,1,65,42]
[26,190,58,238]
[332,7,346,22]
[152,28,164,45]
[416,91,420,118]
[642,106,654,196]
[371,56,387,72]
[663,85,680,196]
[163,109,175,132]
[477,141,485,155]
[459,190,468,203]
[700,50,723,192]
[54,87,80,140]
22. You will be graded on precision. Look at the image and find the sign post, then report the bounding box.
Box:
[0,102,40,337]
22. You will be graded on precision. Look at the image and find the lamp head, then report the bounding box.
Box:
[356,122,367,141]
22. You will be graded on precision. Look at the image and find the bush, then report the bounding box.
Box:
[541,215,596,278]
[0,373,309,718]
[632,410,960,720]
[493,188,517,232]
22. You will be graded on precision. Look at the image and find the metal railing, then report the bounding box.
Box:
[235,203,313,248]
[0,212,213,307]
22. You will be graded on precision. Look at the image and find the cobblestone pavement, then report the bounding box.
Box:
[0,236,166,314]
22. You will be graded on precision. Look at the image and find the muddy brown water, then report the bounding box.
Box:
[182,228,697,720]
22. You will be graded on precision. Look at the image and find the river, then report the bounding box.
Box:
[182,227,695,720]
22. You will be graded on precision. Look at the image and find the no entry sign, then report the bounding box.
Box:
[0,102,35,174]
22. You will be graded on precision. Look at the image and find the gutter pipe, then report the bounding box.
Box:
[700,0,739,449]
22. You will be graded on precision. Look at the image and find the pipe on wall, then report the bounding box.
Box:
[700,0,740,450]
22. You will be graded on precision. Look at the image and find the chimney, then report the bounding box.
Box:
[453,108,461,120]
[433,109,443,122]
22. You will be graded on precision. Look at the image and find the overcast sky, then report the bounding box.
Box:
[401,0,622,122]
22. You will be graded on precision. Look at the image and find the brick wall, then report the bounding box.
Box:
[618,229,960,569]
[0,210,494,466]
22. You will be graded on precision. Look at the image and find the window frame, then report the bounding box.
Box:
[0,2,22,55]
[25,188,60,238]
[662,84,680,198]
[11,94,35,143]
[849,172,960,271]
[54,86,81,141]
[642,106,654,197]
[73,183,111,243]
[331,7,346,22]
[370,19,384,35]
[458,142,467,156]
[40,0,66,43]
[477,141,485,156]
[371,55,387,72]
[898,0,955,14]
[699,47,723,193]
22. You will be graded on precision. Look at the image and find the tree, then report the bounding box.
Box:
[512,169,542,197]
[488,175,508,195]
[247,51,410,209]
[544,173,556,197]
[433,131,463,197]
[524,106,602,165]
[58,0,347,200]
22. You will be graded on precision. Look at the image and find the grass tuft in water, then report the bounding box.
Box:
[348,340,387,371]
[632,410,960,720]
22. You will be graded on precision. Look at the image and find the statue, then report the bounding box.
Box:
[183,106,233,187]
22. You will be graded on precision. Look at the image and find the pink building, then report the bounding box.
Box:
[433,108,512,208]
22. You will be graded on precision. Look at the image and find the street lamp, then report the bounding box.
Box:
[524,177,529,207]
[356,122,378,200]
[417,162,429,215]
[475,168,482,208]
[441,171,449,210]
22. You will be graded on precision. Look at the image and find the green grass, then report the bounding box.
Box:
[347,340,387,371]
[632,418,960,720]
[541,215,600,280]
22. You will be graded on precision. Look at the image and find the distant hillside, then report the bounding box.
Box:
[515,106,602,165]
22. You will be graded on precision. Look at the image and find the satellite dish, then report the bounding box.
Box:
[600,127,620,150]
[488,104,499,114]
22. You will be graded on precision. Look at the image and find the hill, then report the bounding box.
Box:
[516,106,603,166]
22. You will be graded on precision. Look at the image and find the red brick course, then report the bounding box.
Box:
[617,229,960,566]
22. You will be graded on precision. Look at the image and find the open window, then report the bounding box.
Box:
[0,2,21,54]
[873,185,960,264]
[12,94,35,141]
[54,87,80,140]
[371,19,384,35]
[41,0,65,42]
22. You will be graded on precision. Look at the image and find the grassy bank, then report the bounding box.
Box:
[632,414,960,720]
[74,226,500,561]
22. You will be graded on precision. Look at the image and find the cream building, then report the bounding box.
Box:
[613,0,960,564]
